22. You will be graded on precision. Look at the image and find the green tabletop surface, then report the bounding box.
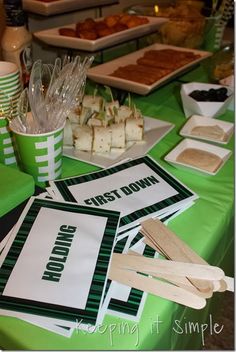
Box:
[0,63,234,350]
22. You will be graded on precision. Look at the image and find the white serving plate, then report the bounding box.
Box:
[164,138,232,175]
[34,17,167,51]
[179,115,234,145]
[23,0,118,16]
[88,44,212,95]
[63,116,174,168]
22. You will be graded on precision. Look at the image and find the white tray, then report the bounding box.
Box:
[88,44,212,95]
[164,138,232,176]
[63,116,174,168]
[23,0,118,16]
[33,16,167,51]
[179,115,234,145]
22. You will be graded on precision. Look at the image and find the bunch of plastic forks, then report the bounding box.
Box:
[11,55,94,134]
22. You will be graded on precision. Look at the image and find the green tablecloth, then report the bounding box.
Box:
[0,64,234,350]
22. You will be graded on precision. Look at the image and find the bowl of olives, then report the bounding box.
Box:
[180,82,233,118]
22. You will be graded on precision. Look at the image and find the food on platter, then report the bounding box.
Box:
[190,125,227,142]
[58,28,77,37]
[157,4,206,49]
[59,14,149,40]
[36,0,59,2]
[110,48,201,85]
[176,148,223,173]
[64,90,144,154]
[189,87,229,102]
[179,115,234,144]
[110,64,171,85]
[214,62,234,81]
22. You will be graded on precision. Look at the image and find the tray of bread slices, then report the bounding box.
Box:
[63,91,174,167]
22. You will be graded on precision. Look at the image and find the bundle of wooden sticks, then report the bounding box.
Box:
[109,218,233,309]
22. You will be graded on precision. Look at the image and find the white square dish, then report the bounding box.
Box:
[179,115,234,145]
[164,138,232,175]
[180,82,233,118]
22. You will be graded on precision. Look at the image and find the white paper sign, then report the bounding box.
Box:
[3,207,106,309]
[69,163,178,216]
[50,156,197,231]
[0,197,120,328]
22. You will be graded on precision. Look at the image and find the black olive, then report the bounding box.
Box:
[189,87,229,102]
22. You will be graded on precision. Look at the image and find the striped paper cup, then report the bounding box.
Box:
[11,124,65,184]
[0,117,17,166]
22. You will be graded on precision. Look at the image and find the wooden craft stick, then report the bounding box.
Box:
[142,219,227,293]
[224,276,234,292]
[109,266,206,310]
[126,252,212,298]
[212,280,221,292]
[157,273,213,298]
[143,237,162,253]
[142,228,213,294]
[141,219,214,293]
[215,278,227,292]
[112,253,225,281]
[143,231,227,293]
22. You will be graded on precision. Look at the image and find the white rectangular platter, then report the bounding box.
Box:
[33,17,167,51]
[179,115,234,145]
[63,116,174,168]
[88,44,212,95]
[23,0,118,16]
[164,138,232,176]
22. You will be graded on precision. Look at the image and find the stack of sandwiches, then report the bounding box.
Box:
[64,94,144,154]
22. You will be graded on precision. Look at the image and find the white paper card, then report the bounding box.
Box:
[0,197,120,328]
[50,156,197,231]
[3,208,106,309]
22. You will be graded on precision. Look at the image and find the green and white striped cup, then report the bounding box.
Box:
[11,124,65,185]
[0,117,17,166]
[0,61,22,118]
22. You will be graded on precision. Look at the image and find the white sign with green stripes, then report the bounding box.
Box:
[0,197,120,328]
[50,156,198,231]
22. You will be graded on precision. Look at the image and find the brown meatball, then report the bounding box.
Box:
[104,15,120,28]
[79,30,98,40]
[59,28,77,37]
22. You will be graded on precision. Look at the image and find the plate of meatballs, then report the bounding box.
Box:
[34,14,167,51]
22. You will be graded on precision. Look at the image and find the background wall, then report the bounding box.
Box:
[0,0,6,59]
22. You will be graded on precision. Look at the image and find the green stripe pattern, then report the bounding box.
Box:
[0,118,17,166]
[53,156,194,228]
[0,198,120,325]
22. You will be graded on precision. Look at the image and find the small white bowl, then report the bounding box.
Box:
[179,115,234,145]
[180,82,233,118]
[164,138,232,175]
